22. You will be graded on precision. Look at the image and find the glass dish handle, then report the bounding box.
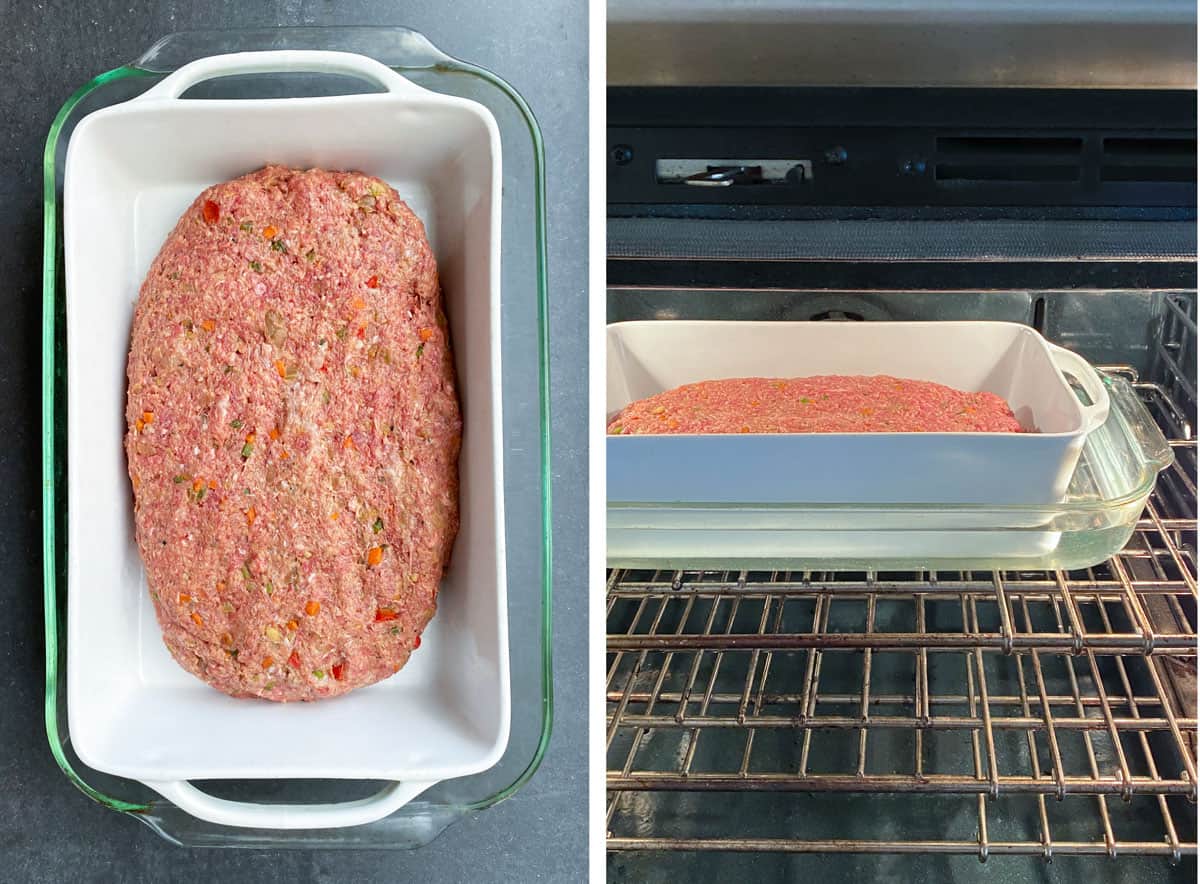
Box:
[1047,343,1111,433]
[1107,373,1174,470]
[142,779,436,830]
[136,49,430,101]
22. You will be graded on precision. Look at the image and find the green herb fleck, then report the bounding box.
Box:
[240,564,252,581]
[318,337,326,346]
[172,474,189,484]
[195,486,207,502]
[223,364,233,374]
[416,342,425,358]
[264,580,274,596]
[181,318,194,332]
[313,669,326,679]
[239,221,254,232]
[230,419,243,429]
[800,397,812,405]
[264,682,275,690]
[322,390,331,405]
[611,425,624,435]
[305,249,316,262]
[229,649,239,658]
[390,626,400,636]
[242,442,255,458]
[270,239,287,253]
[372,517,384,533]
[249,260,263,272]
[335,324,349,341]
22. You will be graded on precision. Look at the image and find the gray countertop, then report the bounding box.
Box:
[1,2,586,881]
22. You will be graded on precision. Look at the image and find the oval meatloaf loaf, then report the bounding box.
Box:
[608,375,1023,435]
[125,165,460,702]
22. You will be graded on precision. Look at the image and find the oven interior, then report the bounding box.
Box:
[606,86,1198,878]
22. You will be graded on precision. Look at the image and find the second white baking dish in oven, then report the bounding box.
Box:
[64,50,505,829]
[607,320,1110,506]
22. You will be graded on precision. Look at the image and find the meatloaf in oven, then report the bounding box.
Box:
[608,375,1023,435]
[125,165,460,702]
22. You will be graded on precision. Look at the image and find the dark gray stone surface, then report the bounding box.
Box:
[0,2,587,881]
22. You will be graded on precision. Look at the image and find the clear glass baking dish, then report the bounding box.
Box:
[608,372,1177,572]
[41,27,551,848]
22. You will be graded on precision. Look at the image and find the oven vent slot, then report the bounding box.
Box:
[935,135,1083,182]
[1101,136,1197,182]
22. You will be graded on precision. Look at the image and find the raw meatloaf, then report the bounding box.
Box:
[125,165,460,702]
[608,375,1023,434]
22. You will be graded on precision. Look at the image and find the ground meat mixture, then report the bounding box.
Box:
[608,375,1023,435]
[125,165,460,702]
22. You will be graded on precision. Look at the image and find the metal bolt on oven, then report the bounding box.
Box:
[605,22,1197,873]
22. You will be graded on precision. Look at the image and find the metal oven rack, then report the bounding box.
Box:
[606,370,1197,862]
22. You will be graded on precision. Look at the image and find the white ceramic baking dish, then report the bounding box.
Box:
[64,50,506,830]
[607,320,1110,506]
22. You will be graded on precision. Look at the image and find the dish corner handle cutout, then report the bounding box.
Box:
[1046,343,1111,434]
[142,778,436,830]
[136,49,429,102]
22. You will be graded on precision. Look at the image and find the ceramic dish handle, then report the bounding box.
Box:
[136,50,427,102]
[1047,343,1111,433]
[142,778,435,830]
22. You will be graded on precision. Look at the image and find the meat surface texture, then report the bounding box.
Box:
[125,165,460,702]
[608,375,1023,435]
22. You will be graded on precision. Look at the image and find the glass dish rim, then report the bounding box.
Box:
[41,36,553,818]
